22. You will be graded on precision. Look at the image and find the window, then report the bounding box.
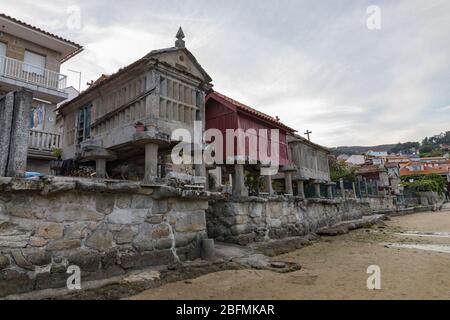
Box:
[77,104,92,143]
[24,50,46,76]
[0,42,6,72]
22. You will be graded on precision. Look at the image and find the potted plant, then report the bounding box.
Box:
[134,121,146,132]
[51,147,62,159]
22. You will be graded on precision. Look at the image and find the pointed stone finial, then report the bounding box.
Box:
[175,27,185,48]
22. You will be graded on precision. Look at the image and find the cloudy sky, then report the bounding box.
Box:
[2,0,450,147]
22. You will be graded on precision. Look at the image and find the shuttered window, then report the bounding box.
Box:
[24,50,46,76]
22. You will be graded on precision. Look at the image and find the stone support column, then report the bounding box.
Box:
[232,163,248,198]
[144,143,159,184]
[265,174,274,195]
[7,90,33,177]
[95,159,107,178]
[0,92,14,176]
[296,180,305,199]
[284,171,293,195]
[326,184,333,199]
[314,182,321,198]
[339,178,345,199]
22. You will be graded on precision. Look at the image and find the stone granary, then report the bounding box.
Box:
[57,28,212,184]
[0,13,83,175]
[287,134,332,198]
[205,91,297,197]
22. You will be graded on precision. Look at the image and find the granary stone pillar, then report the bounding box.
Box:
[326,182,335,199]
[352,182,357,198]
[339,178,345,199]
[0,92,15,177]
[265,174,274,195]
[296,180,306,199]
[7,89,33,177]
[232,163,248,198]
[95,159,107,178]
[280,164,296,196]
[312,180,322,198]
[144,142,159,183]
[80,144,117,179]
[284,171,293,195]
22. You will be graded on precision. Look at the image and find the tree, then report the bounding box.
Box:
[401,174,446,193]
[330,160,356,182]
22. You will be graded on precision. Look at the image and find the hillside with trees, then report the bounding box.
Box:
[331,131,450,157]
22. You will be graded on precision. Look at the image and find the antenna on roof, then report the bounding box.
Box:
[175,27,185,48]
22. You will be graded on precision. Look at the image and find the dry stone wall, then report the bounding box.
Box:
[0,177,210,297]
[206,197,371,245]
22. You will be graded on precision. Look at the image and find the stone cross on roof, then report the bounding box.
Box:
[175,27,185,48]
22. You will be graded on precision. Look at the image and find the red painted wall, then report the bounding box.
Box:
[205,97,289,166]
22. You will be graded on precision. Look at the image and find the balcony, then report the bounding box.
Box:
[0,55,68,103]
[28,129,61,159]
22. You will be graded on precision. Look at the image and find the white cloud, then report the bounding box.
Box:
[2,0,449,147]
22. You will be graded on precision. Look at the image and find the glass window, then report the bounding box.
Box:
[77,104,92,143]
[24,50,46,76]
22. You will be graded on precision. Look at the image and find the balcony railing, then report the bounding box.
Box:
[0,55,67,91]
[29,129,61,152]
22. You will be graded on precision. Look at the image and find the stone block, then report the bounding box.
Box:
[0,269,34,297]
[108,208,147,225]
[131,195,153,209]
[0,255,10,270]
[23,248,51,266]
[115,195,131,209]
[152,224,170,238]
[152,200,168,214]
[47,239,81,251]
[174,232,197,248]
[45,207,104,222]
[156,238,173,250]
[96,194,115,214]
[11,249,34,270]
[120,250,174,269]
[29,236,48,247]
[68,249,101,272]
[174,211,206,233]
[146,214,164,224]
[36,222,64,239]
[85,224,113,251]
[63,222,88,240]
[115,225,138,244]
[133,223,154,252]
[0,232,29,248]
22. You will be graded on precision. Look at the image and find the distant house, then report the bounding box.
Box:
[346,155,365,166]
[400,160,450,182]
[337,154,350,161]
[366,150,388,157]
[356,164,390,188]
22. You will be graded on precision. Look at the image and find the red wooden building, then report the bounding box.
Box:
[205,91,296,166]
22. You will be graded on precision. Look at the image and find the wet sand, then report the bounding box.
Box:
[129,211,450,300]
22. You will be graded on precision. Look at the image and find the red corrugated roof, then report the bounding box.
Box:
[207,91,297,133]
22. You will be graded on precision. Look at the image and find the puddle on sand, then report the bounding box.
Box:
[394,231,450,238]
[383,243,450,253]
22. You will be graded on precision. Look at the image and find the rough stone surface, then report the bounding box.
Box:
[85,224,114,250]
[207,197,372,245]
[36,222,64,239]
[0,177,209,297]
